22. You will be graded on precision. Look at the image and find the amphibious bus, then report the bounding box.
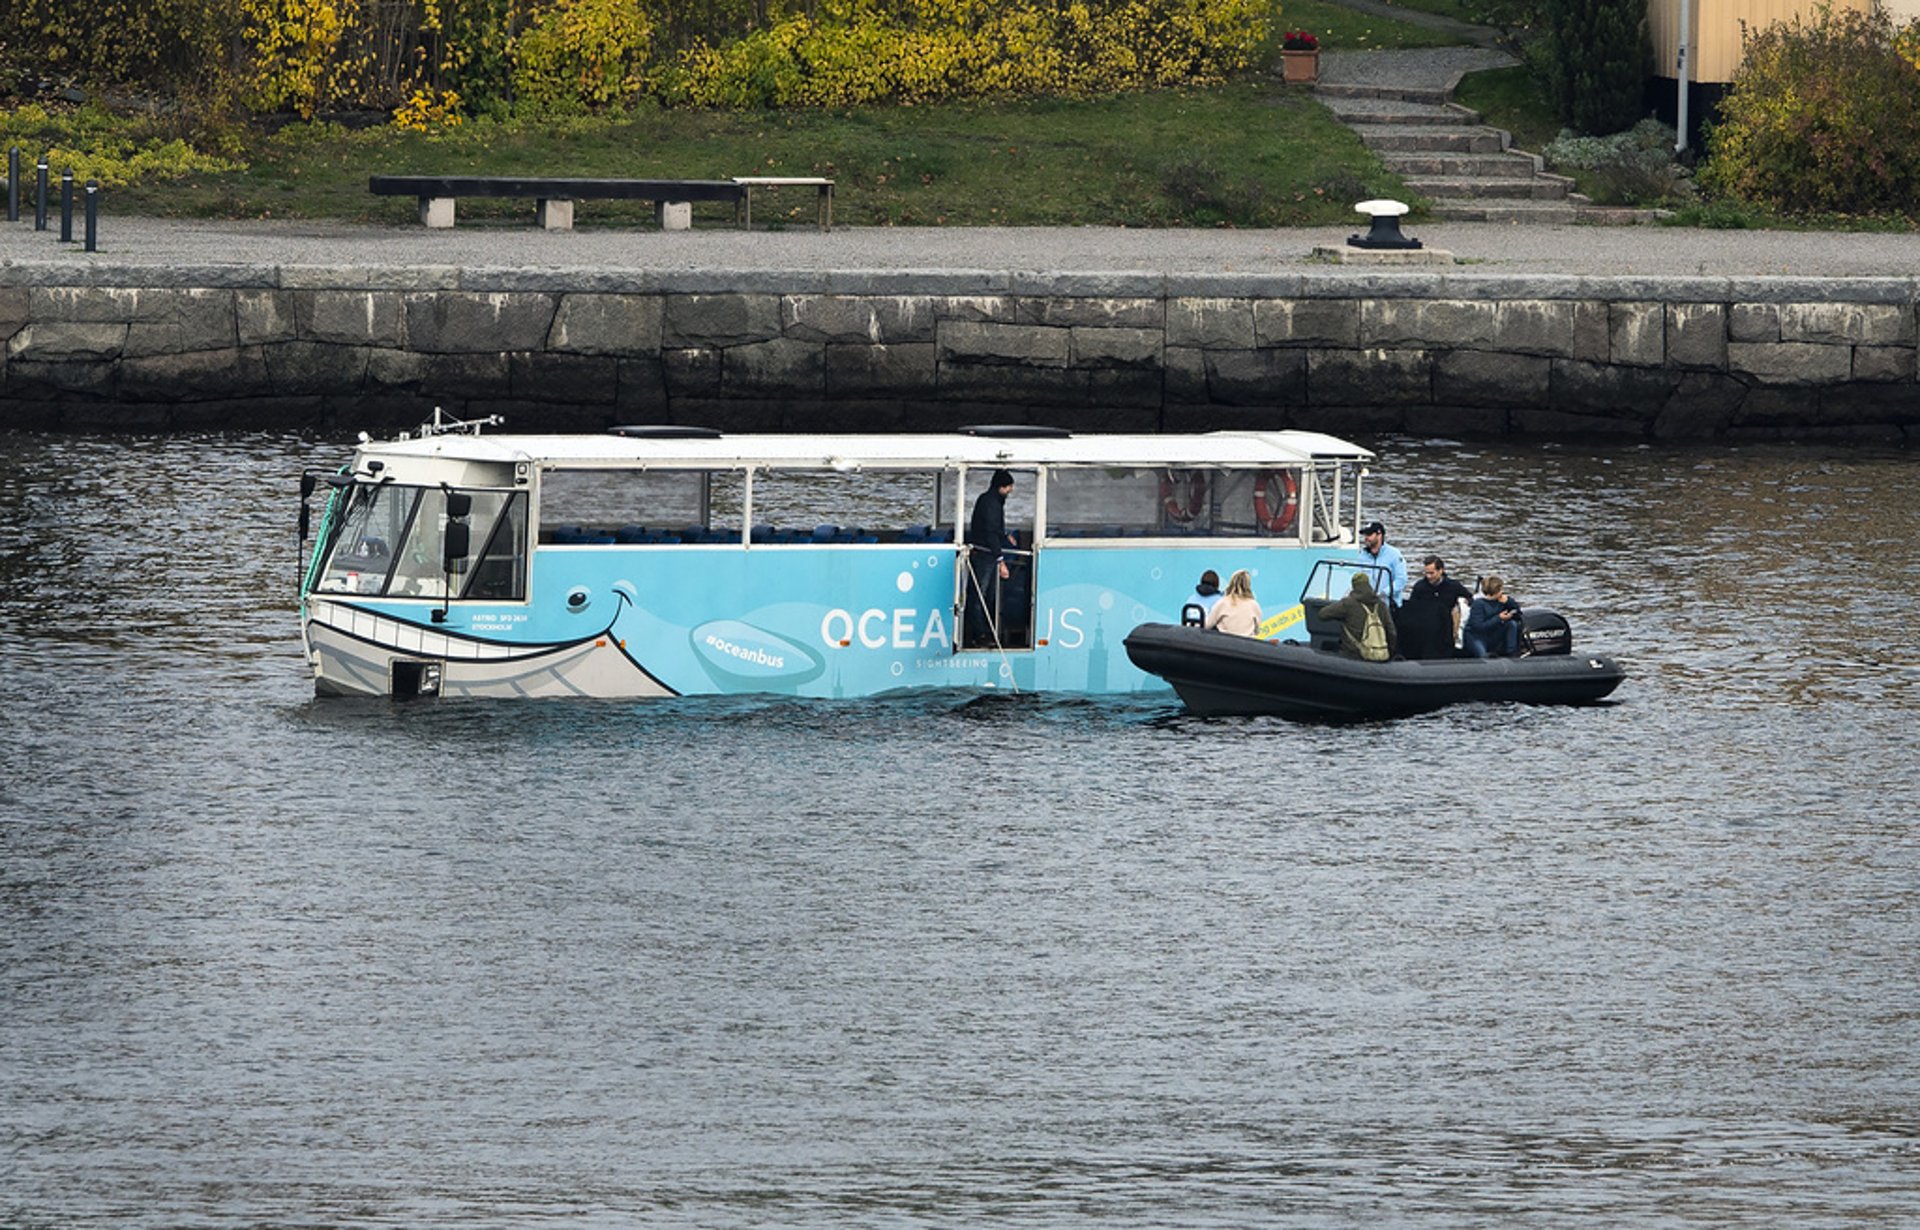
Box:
[298,418,1377,699]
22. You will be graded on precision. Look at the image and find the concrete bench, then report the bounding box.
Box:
[368,175,747,230]
[732,177,835,231]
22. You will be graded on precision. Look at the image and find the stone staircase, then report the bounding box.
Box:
[1315,81,1590,224]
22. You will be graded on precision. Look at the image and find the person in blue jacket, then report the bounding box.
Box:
[1463,573,1523,658]
[1182,569,1223,625]
[1357,520,1408,607]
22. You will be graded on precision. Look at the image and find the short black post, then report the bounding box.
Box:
[84,181,99,252]
[35,153,49,230]
[6,147,18,222]
[60,170,74,242]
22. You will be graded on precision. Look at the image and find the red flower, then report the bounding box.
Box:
[1283,30,1319,50]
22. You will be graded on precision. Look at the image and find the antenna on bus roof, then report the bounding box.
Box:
[417,406,505,437]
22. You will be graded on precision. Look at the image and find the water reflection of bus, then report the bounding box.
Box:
[298,419,1376,699]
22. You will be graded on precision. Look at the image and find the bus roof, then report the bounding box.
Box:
[359,429,1374,470]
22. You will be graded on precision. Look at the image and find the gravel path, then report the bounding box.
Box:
[1317,45,1516,89]
[4,216,1917,279]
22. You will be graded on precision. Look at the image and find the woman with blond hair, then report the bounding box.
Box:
[1203,569,1263,637]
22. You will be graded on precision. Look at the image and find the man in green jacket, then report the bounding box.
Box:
[1318,572,1399,661]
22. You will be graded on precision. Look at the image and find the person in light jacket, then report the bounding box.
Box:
[1203,569,1263,637]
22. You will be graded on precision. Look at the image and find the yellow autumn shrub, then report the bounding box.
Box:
[0,103,242,186]
[392,86,465,130]
[5,0,1268,123]
[241,0,348,117]
[512,0,656,110]
[666,0,1269,107]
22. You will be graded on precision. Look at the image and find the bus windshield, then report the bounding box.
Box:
[315,484,526,599]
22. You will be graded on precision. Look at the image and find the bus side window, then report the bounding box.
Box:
[463,494,528,601]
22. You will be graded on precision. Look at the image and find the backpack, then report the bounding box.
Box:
[1357,603,1391,662]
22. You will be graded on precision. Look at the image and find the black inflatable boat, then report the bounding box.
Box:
[1126,564,1625,719]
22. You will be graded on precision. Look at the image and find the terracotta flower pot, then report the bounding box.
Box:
[1282,49,1319,84]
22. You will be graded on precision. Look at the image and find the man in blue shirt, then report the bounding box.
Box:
[1357,520,1408,607]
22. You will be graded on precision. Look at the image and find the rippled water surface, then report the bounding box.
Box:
[4,431,1918,1228]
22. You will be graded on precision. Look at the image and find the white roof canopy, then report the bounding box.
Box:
[362,429,1373,471]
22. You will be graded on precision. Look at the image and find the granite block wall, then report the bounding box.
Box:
[2,267,1915,438]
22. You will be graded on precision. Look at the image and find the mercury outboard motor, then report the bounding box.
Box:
[1519,608,1573,656]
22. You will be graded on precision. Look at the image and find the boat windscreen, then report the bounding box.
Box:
[1301,558,1393,601]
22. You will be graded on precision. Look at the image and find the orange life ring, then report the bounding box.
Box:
[1160,469,1208,524]
[1253,470,1300,535]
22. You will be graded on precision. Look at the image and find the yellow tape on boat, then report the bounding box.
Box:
[1258,605,1304,640]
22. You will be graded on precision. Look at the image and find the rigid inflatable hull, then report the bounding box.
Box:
[1123,623,1626,719]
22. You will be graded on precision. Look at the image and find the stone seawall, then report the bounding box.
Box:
[2,264,1916,438]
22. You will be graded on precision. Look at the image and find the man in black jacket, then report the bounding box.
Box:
[1400,555,1474,659]
[965,469,1017,646]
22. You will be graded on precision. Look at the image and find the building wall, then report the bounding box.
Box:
[2,266,1917,440]
[1649,0,1871,83]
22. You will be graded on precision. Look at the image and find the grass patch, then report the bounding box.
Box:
[1277,0,1469,50]
[1356,0,1485,22]
[85,81,1411,227]
[1452,64,1559,152]
[1660,201,1918,231]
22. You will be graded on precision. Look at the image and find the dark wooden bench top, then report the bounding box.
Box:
[369,175,746,202]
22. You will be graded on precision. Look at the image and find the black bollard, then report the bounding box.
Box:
[60,170,74,242]
[84,180,99,252]
[35,153,49,230]
[6,147,17,222]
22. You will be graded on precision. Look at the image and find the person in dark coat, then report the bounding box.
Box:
[1400,555,1474,659]
[1318,572,1398,661]
[1463,573,1523,658]
[965,469,1017,645]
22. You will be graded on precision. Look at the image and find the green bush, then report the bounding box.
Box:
[1699,6,1920,215]
[1544,118,1687,204]
[1539,0,1651,134]
[1660,200,1763,229]
[1,0,239,96]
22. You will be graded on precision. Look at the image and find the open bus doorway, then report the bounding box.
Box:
[954,466,1036,652]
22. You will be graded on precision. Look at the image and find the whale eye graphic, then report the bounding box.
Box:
[565,587,592,613]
